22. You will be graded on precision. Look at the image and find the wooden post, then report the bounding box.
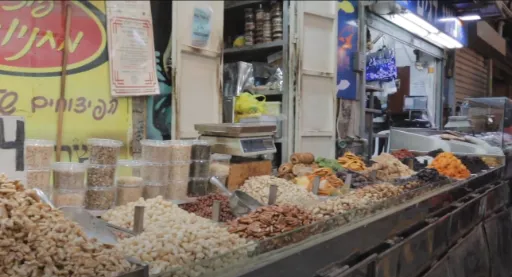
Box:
[56,2,72,162]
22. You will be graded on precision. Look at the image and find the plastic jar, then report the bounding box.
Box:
[52,189,85,208]
[191,140,211,160]
[168,161,191,182]
[116,185,143,206]
[169,140,192,162]
[52,162,86,190]
[166,180,188,200]
[142,162,169,184]
[187,177,212,197]
[116,160,145,205]
[210,154,231,185]
[87,138,123,165]
[84,187,116,210]
[25,139,55,169]
[189,160,210,179]
[144,183,165,199]
[141,140,172,163]
[26,169,51,194]
[86,164,116,187]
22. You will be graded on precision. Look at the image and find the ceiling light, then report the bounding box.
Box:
[384,14,429,38]
[438,17,458,22]
[401,12,440,33]
[438,33,463,48]
[426,33,456,48]
[458,14,481,21]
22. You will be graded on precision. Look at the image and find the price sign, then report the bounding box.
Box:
[0,116,25,182]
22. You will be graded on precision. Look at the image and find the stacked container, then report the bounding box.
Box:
[167,141,192,200]
[84,138,122,211]
[52,162,86,208]
[271,2,283,41]
[116,160,145,206]
[140,140,172,199]
[210,154,231,188]
[188,140,212,197]
[25,139,55,196]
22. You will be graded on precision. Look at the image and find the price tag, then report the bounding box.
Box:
[212,200,221,222]
[0,116,25,183]
[268,184,278,205]
[133,206,145,234]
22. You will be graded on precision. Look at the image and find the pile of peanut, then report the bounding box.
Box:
[0,174,131,277]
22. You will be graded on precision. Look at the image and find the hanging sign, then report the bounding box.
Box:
[336,0,358,100]
[191,7,213,47]
[0,116,25,182]
[106,1,159,97]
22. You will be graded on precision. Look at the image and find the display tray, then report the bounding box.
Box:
[194,123,276,137]
[207,167,504,277]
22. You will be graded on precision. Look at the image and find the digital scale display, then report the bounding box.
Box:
[241,138,275,153]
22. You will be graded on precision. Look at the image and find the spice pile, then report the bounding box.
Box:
[179,193,236,222]
[102,197,253,276]
[228,205,314,240]
[429,152,470,179]
[457,156,489,173]
[0,175,131,277]
[337,152,367,171]
[240,176,318,208]
[362,153,415,181]
[278,152,318,180]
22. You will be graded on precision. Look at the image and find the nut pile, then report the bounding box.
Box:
[102,197,253,276]
[228,205,314,240]
[391,149,415,160]
[363,153,415,181]
[0,174,131,277]
[239,175,318,208]
[179,193,235,222]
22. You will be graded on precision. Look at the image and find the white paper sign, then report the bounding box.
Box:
[0,116,25,183]
[106,1,160,97]
[191,7,212,47]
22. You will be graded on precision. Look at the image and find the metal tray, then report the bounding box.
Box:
[120,258,149,277]
[195,123,276,137]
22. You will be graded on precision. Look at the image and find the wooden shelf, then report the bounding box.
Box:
[365,108,382,114]
[224,40,284,55]
[225,0,271,10]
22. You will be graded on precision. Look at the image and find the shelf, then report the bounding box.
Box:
[366,85,383,93]
[365,108,382,114]
[225,0,270,10]
[255,89,282,96]
[224,40,284,55]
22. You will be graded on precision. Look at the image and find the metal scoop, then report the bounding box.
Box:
[209,177,263,217]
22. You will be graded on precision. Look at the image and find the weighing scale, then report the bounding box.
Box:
[194,123,277,157]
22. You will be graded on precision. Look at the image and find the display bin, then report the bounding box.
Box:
[420,254,451,277]
[429,206,453,259]
[397,221,437,277]
[446,224,489,277]
[121,258,150,277]
[375,241,401,277]
[447,192,486,246]
[483,210,512,277]
[314,254,377,277]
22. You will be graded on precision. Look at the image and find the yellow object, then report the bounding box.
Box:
[233,36,245,48]
[0,1,132,161]
[339,0,355,13]
[338,152,367,171]
[234,92,267,122]
[264,102,281,116]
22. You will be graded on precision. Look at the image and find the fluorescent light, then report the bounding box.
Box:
[402,12,440,33]
[384,14,429,38]
[458,14,481,21]
[438,33,463,48]
[426,33,456,48]
[438,17,458,22]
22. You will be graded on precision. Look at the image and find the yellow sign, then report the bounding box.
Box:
[0,1,132,162]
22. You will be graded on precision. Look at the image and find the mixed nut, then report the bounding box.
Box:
[179,193,235,222]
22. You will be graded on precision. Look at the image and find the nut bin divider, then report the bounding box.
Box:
[268,185,278,205]
[407,159,414,170]
[345,174,353,187]
[370,170,377,181]
[212,200,221,222]
[312,177,321,195]
[133,206,145,234]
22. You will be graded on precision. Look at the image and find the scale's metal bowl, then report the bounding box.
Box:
[229,190,263,217]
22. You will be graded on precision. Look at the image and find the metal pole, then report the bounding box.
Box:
[358,1,367,139]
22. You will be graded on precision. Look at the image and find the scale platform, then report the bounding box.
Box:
[195,123,277,156]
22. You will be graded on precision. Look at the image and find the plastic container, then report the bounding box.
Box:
[169,140,192,162]
[140,140,172,163]
[26,169,51,194]
[52,189,85,208]
[86,164,116,187]
[87,138,123,165]
[168,161,191,182]
[144,183,165,199]
[189,160,211,179]
[210,154,231,180]
[25,139,55,169]
[265,102,281,116]
[166,180,188,200]
[116,185,143,206]
[190,140,211,160]
[187,177,212,197]
[84,187,115,210]
[117,160,145,184]
[142,162,169,184]
[52,162,86,190]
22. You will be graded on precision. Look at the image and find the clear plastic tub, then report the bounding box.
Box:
[117,160,145,185]
[52,162,86,190]
[190,140,211,160]
[25,139,55,169]
[187,177,212,197]
[144,183,165,199]
[84,187,116,210]
[142,162,169,184]
[168,161,191,181]
[86,164,116,187]
[141,140,172,163]
[52,189,85,207]
[166,180,188,200]
[169,140,192,162]
[116,185,143,206]
[210,154,231,177]
[26,169,51,194]
[189,160,210,179]
[87,138,123,165]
